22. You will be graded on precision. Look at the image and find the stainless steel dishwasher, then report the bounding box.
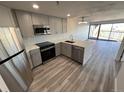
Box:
[71,45,84,64]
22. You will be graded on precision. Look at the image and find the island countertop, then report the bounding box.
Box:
[61,40,95,48]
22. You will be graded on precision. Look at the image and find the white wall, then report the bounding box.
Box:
[67,17,89,40]
[73,23,89,40]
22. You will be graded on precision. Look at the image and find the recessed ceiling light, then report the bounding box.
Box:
[33,4,39,9]
[67,13,70,17]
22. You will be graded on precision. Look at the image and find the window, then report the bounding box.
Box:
[110,23,124,41]
[89,23,124,42]
[89,24,100,39]
[99,24,112,40]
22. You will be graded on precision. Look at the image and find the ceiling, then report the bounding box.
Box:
[0,1,124,19]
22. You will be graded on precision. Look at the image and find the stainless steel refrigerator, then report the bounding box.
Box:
[0,27,33,91]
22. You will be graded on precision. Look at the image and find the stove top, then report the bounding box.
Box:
[36,41,55,49]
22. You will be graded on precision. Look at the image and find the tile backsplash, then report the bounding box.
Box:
[23,31,88,50]
[23,33,70,47]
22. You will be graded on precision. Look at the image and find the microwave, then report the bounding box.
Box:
[33,25,50,35]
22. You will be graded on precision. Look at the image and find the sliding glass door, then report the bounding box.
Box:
[89,24,100,39]
[99,24,112,40]
[89,23,124,42]
[110,23,124,41]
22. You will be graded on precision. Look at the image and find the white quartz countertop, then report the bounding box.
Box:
[62,40,94,48]
[25,39,67,52]
[25,39,95,53]
[48,39,66,44]
[26,44,40,53]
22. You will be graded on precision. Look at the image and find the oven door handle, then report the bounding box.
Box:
[40,46,55,52]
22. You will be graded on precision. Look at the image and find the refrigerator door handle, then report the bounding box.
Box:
[0,49,24,65]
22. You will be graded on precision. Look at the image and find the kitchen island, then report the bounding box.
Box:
[61,40,94,65]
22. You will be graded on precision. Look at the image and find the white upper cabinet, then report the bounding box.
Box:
[62,19,67,33]
[48,16,56,34]
[15,10,67,37]
[54,17,63,34]
[15,11,34,38]
[31,13,49,25]
[49,17,63,34]
[0,5,15,27]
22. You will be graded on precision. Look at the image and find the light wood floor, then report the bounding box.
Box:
[29,40,120,92]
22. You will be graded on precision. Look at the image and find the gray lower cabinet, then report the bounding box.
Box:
[61,42,72,58]
[61,43,84,64]
[55,43,61,56]
[72,45,84,64]
[29,48,42,67]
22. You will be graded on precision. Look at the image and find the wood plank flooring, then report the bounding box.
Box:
[29,40,120,92]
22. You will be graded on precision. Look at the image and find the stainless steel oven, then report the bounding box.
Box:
[40,46,55,62]
[36,42,55,64]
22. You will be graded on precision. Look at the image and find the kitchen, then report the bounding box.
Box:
[9,7,93,68]
[0,1,124,92]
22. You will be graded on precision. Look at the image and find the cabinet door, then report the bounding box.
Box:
[15,11,34,38]
[61,43,72,57]
[54,17,63,34]
[31,13,49,25]
[49,17,63,34]
[55,43,61,56]
[72,46,84,64]
[48,16,56,34]
[0,5,15,26]
[62,19,67,33]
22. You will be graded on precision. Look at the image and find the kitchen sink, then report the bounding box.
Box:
[65,40,75,43]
